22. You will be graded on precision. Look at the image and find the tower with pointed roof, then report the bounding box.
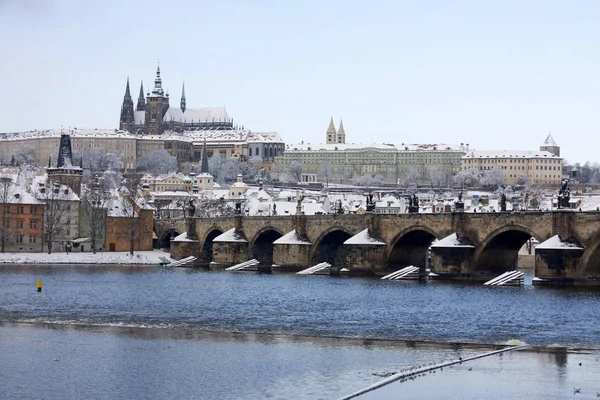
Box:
[136,81,145,111]
[119,78,135,132]
[197,137,214,190]
[180,82,186,113]
[326,117,337,144]
[46,134,83,195]
[337,119,346,144]
[540,134,560,157]
[145,64,170,136]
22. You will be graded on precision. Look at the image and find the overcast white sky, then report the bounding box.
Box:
[1,0,599,162]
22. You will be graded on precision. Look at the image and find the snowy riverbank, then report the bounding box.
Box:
[0,250,173,265]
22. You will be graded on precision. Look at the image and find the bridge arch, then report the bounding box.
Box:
[310,226,354,269]
[579,232,600,277]
[249,227,284,267]
[160,229,180,249]
[473,224,542,274]
[386,226,440,270]
[199,227,224,266]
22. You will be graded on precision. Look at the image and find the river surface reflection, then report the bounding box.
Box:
[1,265,599,399]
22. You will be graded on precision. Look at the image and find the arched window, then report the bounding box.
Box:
[249,148,252,157]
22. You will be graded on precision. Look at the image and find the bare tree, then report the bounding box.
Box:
[288,161,303,183]
[81,177,109,253]
[319,162,332,187]
[121,173,146,256]
[0,176,15,253]
[405,167,419,187]
[37,182,71,254]
[428,167,445,190]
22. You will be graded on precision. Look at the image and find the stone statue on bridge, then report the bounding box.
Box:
[187,199,196,218]
[558,179,571,209]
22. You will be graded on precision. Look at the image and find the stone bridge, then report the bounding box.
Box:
[155,211,600,285]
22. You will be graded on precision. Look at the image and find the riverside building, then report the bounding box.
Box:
[461,134,563,185]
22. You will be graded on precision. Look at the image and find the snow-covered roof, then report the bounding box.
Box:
[536,235,583,250]
[212,228,247,243]
[134,111,145,125]
[2,184,41,204]
[284,142,466,153]
[542,134,558,147]
[462,150,561,159]
[430,233,474,248]
[273,230,311,245]
[344,229,386,245]
[163,107,229,123]
[0,128,136,141]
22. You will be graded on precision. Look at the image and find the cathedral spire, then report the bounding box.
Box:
[136,81,145,111]
[337,119,346,144]
[119,78,135,131]
[200,137,209,174]
[180,81,186,113]
[326,117,337,144]
[151,63,164,96]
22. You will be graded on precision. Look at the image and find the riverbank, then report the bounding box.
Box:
[0,250,173,265]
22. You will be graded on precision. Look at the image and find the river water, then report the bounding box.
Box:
[1,265,599,399]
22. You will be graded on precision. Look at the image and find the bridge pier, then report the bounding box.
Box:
[534,235,588,285]
[343,228,387,275]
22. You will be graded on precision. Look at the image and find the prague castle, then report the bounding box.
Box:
[119,65,234,135]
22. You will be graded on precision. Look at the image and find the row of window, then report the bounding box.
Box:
[14,234,38,243]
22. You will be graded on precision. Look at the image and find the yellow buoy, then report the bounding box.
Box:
[36,281,42,292]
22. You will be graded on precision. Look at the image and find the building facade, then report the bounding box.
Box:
[461,135,563,185]
[275,120,466,185]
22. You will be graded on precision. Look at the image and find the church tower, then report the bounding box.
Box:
[337,119,346,144]
[145,64,170,136]
[326,117,337,144]
[180,82,186,113]
[136,81,146,111]
[540,134,560,157]
[119,78,135,132]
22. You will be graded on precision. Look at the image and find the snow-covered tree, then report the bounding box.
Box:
[208,155,238,184]
[481,167,506,190]
[516,174,528,186]
[14,144,37,166]
[0,149,9,166]
[428,168,445,190]
[137,150,178,176]
[453,168,480,188]
[288,161,303,183]
[405,167,419,187]
[354,174,384,187]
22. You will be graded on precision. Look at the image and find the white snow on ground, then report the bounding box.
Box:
[344,229,386,245]
[273,230,311,245]
[0,250,173,265]
[536,235,583,250]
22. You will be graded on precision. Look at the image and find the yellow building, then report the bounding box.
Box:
[461,135,563,185]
